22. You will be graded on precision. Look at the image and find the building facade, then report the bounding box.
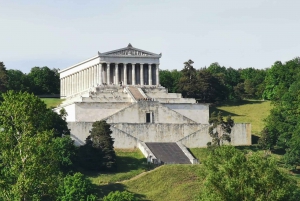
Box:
[56,44,251,161]
[60,44,161,98]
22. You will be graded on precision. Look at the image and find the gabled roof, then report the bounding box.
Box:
[98,43,161,58]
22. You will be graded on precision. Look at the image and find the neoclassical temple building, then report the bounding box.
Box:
[60,43,161,98]
[56,44,251,164]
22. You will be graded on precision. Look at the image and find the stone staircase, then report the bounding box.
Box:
[145,142,191,164]
[128,86,145,100]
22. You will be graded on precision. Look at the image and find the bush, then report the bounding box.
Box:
[57,173,97,201]
[103,191,137,201]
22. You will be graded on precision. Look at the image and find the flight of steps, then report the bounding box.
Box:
[145,142,191,164]
[127,86,146,100]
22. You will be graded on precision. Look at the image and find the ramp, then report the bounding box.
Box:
[128,86,145,100]
[145,142,191,164]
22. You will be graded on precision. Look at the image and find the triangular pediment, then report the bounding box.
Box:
[99,43,161,57]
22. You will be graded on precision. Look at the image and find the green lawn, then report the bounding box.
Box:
[41,98,64,108]
[98,165,204,201]
[211,100,273,136]
[86,149,149,185]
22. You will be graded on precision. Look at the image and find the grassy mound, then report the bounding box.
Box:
[211,100,273,136]
[99,165,204,201]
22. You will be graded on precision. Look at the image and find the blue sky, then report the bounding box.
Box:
[1,0,299,73]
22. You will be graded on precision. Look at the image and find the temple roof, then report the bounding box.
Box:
[98,43,161,58]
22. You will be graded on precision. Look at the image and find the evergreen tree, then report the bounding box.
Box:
[177,60,197,98]
[208,112,234,147]
[78,121,116,171]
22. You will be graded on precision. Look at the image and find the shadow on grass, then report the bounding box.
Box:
[235,144,262,152]
[115,156,147,173]
[80,155,150,178]
[94,183,149,201]
[209,108,243,117]
[217,99,266,107]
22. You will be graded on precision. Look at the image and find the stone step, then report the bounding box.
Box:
[128,86,145,100]
[145,142,191,164]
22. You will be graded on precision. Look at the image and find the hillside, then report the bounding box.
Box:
[99,165,203,201]
[211,100,272,136]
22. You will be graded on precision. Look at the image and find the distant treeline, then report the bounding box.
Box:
[160,60,267,103]
[1,57,299,103]
[0,62,59,95]
[159,57,299,103]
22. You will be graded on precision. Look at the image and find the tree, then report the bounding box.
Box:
[0,61,8,93]
[177,60,198,98]
[0,91,74,200]
[27,66,60,95]
[159,70,174,91]
[57,173,96,201]
[263,58,300,101]
[78,120,116,171]
[239,68,267,99]
[103,191,137,201]
[170,70,182,93]
[197,146,300,201]
[208,112,234,146]
[6,69,30,92]
[196,69,227,103]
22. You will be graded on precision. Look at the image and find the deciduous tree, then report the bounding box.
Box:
[0,91,74,200]
[197,146,300,201]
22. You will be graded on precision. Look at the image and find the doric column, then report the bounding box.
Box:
[148,64,152,85]
[80,72,81,91]
[99,63,102,85]
[107,63,110,85]
[83,70,85,90]
[75,73,77,93]
[87,68,91,89]
[65,77,67,97]
[89,67,92,88]
[115,63,119,85]
[60,78,63,98]
[140,63,144,86]
[93,66,96,86]
[68,76,70,96]
[78,73,80,92]
[64,77,67,96]
[76,73,79,92]
[132,63,136,85]
[124,63,127,85]
[86,69,88,89]
[70,75,74,95]
[90,67,92,87]
[156,64,160,86]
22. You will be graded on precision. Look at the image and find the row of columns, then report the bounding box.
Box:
[61,63,160,97]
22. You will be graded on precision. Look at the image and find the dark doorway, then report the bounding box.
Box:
[146,113,151,123]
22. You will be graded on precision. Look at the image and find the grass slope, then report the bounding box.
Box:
[211,100,273,136]
[41,98,63,108]
[88,149,149,185]
[99,165,203,201]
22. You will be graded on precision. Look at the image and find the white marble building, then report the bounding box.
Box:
[55,44,251,157]
[60,43,161,98]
